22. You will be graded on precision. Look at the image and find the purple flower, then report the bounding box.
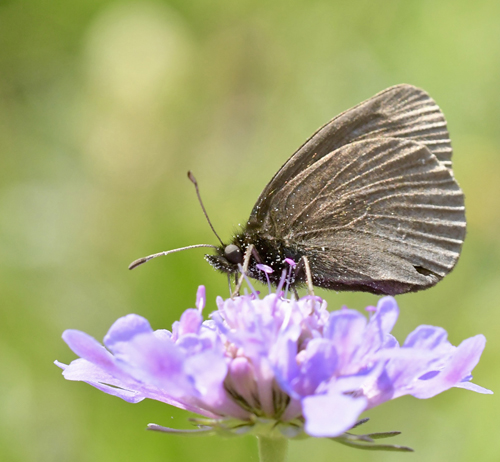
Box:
[56,287,491,442]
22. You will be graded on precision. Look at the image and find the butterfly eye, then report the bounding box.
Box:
[224,244,243,264]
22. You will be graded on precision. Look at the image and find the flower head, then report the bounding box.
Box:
[56,285,491,445]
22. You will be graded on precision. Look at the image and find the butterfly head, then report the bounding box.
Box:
[205,244,243,274]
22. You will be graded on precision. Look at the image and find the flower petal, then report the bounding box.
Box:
[403,325,449,349]
[184,350,227,398]
[303,392,367,437]
[272,337,300,397]
[104,314,153,350]
[455,381,492,394]
[62,330,116,371]
[324,310,366,371]
[177,309,203,337]
[411,335,487,399]
[116,333,191,398]
[355,297,399,358]
[57,358,146,403]
[196,285,206,312]
[294,339,337,396]
[373,297,399,333]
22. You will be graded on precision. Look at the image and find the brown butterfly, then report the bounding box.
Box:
[131,84,465,296]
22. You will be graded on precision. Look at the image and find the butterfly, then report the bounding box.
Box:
[131,84,465,296]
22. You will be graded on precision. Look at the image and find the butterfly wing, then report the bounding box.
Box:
[277,138,464,293]
[246,85,465,294]
[249,84,454,228]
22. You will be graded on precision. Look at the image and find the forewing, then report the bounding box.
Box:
[249,84,453,227]
[265,138,465,293]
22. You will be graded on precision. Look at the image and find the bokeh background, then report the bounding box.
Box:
[1,0,499,461]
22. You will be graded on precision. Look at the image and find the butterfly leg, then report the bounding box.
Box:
[295,255,315,296]
[303,256,315,296]
[232,244,255,297]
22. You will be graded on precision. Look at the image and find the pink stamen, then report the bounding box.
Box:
[284,259,297,300]
[276,269,287,296]
[256,263,273,294]
[256,263,273,274]
[284,258,296,267]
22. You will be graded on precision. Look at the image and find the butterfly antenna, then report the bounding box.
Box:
[128,244,218,270]
[188,171,224,246]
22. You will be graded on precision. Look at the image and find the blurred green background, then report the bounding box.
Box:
[1,0,499,461]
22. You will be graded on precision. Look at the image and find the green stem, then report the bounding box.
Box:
[257,436,288,462]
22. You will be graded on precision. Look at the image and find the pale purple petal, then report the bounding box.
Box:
[355,297,399,358]
[228,357,259,408]
[57,358,146,403]
[104,314,153,350]
[184,350,227,397]
[255,360,276,416]
[54,360,66,370]
[303,393,367,437]
[410,335,487,399]
[382,348,444,396]
[153,329,172,341]
[177,309,203,337]
[196,285,206,312]
[115,333,191,398]
[62,330,116,372]
[367,297,399,338]
[324,310,366,371]
[332,364,383,394]
[383,334,399,349]
[272,337,300,396]
[454,381,493,394]
[176,334,206,353]
[292,339,337,396]
[403,325,449,349]
[56,359,218,416]
[364,369,395,408]
[373,297,399,334]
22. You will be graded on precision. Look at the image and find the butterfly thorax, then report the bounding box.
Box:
[205,230,305,286]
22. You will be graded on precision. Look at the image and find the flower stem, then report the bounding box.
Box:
[257,436,288,462]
